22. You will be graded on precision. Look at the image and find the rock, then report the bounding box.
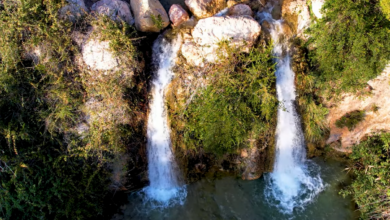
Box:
[91,0,134,25]
[228,4,253,16]
[184,0,226,19]
[282,0,311,37]
[326,64,390,151]
[182,15,261,66]
[312,0,325,19]
[192,15,260,47]
[59,0,88,22]
[130,0,169,32]
[82,38,119,71]
[169,4,190,27]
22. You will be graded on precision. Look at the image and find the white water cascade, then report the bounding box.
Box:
[144,34,186,206]
[258,9,325,213]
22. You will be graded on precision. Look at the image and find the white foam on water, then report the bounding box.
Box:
[144,34,187,208]
[257,9,325,214]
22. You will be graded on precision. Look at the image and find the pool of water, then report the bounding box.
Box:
[113,158,358,220]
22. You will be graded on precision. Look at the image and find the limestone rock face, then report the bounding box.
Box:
[282,0,311,37]
[312,0,325,19]
[193,15,260,47]
[82,38,119,71]
[182,15,261,66]
[184,0,226,19]
[59,0,88,22]
[326,64,390,152]
[169,4,190,26]
[130,0,169,32]
[228,4,252,16]
[91,0,134,25]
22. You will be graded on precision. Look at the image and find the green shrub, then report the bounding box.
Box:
[341,133,390,219]
[179,44,278,155]
[308,0,390,95]
[380,0,390,20]
[335,110,365,131]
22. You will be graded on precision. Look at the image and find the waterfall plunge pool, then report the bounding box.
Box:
[113,158,358,220]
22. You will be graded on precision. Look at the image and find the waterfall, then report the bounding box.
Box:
[144,34,186,206]
[257,9,325,214]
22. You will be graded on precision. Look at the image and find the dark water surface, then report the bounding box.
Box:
[114,158,359,220]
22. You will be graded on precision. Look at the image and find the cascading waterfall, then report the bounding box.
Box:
[144,34,186,206]
[257,9,325,213]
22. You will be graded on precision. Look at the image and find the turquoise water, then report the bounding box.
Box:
[114,158,358,220]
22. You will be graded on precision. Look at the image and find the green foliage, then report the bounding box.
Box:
[341,133,390,219]
[294,40,329,144]
[180,44,278,155]
[335,110,365,131]
[0,0,143,219]
[308,0,390,95]
[150,14,164,31]
[380,0,390,20]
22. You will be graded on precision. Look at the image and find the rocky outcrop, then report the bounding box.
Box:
[130,0,169,32]
[228,4,253,16]
[326,64,390,152]
[181,15,261,66]
[281,0,310,37]
[185,0,226,19]
[169,4,190,27]
[59,0,88,22]
[82,38,119,71]
[91,0,134,25]
[312,0,325,19]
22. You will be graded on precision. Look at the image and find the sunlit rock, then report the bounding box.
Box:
[184,0,226,19]
[130,0,169,32]
[181,15,261,66]
[312,0,325,19]
[228,4,253,16]
[169,4,190,27]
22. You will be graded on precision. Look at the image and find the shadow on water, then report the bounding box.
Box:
[112,158,359,220]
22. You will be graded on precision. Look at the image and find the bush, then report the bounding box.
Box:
[335,110,365,131]
[308,0,390,95]
[176,43,278,155]
[380,0,390,20]
[341,133,390,219]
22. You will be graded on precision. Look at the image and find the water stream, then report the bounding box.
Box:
[258,9,325,213]
[143,34,186,206]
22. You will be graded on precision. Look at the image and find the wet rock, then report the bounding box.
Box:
[184,0,226,19]
[91,0,134,25]
[130,0,169,32]
[59,0,88,22]
[169,4,190,27]
[228,4,253,16]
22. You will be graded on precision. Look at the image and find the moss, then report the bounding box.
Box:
[335,110,365,131]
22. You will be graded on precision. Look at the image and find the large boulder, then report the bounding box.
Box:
[184,0,227,19]
[312,0,325,19]
[91,0,134,25]
[181,15,261,66]
[228,4,252,16]
[59,0,88,22]
[130,0,169,32]
[169,4,190,27]
[192,15,260,47]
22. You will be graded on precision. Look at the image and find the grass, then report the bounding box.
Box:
[335,110,365,131]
